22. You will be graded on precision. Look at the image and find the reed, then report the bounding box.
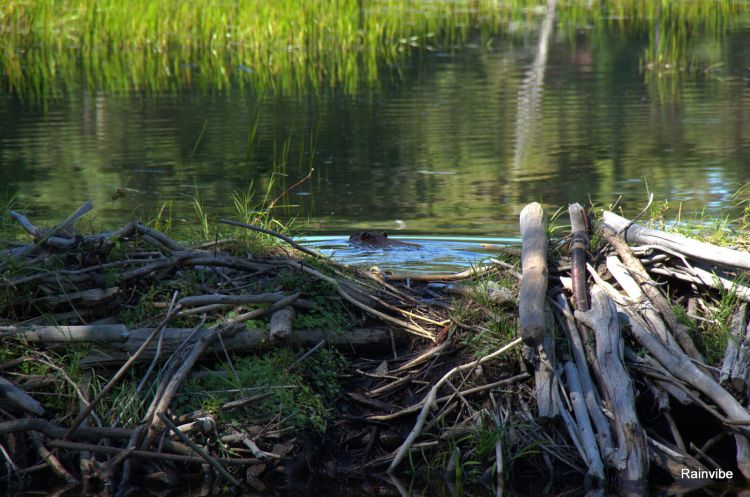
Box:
[3,0,740,97]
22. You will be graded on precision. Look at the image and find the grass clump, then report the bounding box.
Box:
[180,347,347,432]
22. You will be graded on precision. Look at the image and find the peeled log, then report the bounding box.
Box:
[519,203,548,346]
[575,287,648,485]
[602,211,750,270]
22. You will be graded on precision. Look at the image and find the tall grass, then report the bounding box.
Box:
[0,0,530,96]
[3,0,740,97]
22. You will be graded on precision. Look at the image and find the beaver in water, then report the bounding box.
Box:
[348,231,421,248]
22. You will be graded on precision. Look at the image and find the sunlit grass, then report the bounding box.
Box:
[2,0,743,98]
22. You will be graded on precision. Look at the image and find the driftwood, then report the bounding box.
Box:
[602,210,750,270]
[80,326,403,366]
[519,202,548,346]
[721,303,750,394]
[575,287,648,484]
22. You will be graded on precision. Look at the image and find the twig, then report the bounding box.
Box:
[157,413,241,487]
[63,292,181,439]
[282,259,435,340]
[46,440,260,466]
[387,337,523,473]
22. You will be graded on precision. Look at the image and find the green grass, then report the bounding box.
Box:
[2,0,744,97]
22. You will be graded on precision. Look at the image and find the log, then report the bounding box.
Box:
[1,324,130,343]
[721,303,750,394]
[178,292,313,310]
[80,327,403,366]
[0,376,45,415]
[605,256,679,350]
[270,307,296,344]
[519,202,548,346]
[568,203,589,311]
[617,300,750,477]
[563,361,605,480]
[600,226,705,364]
[575,286,648,484]
[602,211,750,270]
[552,293,615,461]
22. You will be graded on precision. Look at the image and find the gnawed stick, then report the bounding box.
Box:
[599,225,705,364]
[46,440,260,466]
[568,203,589,311]
[29,430,79,484]
[563,361,605,480]
[386,337,523,473]
[619,307,750,478]
[0,376,44,415]
[602,210,750,270]
[551,293,614,461]
[3,200,93,267]
[519,202,548,346]
[605,255,680,349]
[219,218,322,259]
[721,303,750,393]
[369,373,530,421]
[575,286,648,484]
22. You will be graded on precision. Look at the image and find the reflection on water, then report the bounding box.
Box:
[1,7,750,258]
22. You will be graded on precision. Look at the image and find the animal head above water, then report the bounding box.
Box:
[348,231,389,245]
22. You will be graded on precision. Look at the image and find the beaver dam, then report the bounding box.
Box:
[3,199,750,494]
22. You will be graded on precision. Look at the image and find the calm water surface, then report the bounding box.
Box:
[2,10,750,270]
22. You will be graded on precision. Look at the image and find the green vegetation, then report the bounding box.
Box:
[2,0,745,98]
[180,347,347,431]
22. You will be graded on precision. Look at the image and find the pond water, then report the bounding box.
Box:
[2,3,750,272]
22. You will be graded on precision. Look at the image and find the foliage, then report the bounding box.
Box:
[180,348,347,432]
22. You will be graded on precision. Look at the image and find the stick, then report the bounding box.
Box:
[63,292,181,439]
[157,413,241,487]
[218,219,321,258]
[568,203,589,311]
[3,200,93,266]
[602,210,750,270]
[46,440,260,466]
[600,225,705,363]
[0,376,44,415]
[387,337,523,473]
[519,202,548,346]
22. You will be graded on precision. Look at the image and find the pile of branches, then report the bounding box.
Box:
[0,201,466,493]
[6,198,747,493]
[510,202,750,488]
